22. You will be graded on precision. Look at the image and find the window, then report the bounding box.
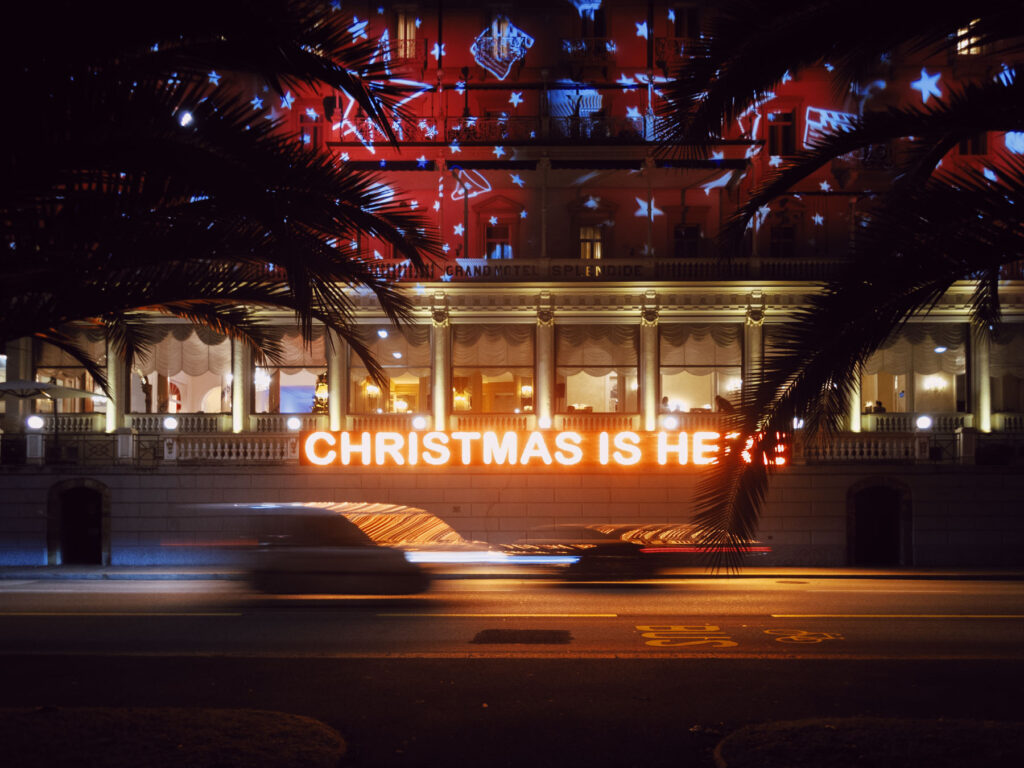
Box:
[659,324,742,414]
[673,224,701,258]
[34,333,107,415]
[769,225,796,258]
[991,326,1024,413]
[767,110,797,156]
[485,221,513,259]
[556,325,639,413]
[580,225,603,259]
[956,19,983,56]
[394,9,419,61]
[581,8,606,39]
[861,324,967,414]
[453,325,534,413]
[672,5,701,39]
[959,132,988,155]
[298,104,322,148]
[131,327,231,413]
[349,325,431,414]
[254,330,327,414]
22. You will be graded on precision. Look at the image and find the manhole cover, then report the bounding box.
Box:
[471,629,572,644]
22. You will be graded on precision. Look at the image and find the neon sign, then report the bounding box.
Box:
[301,431,787,468]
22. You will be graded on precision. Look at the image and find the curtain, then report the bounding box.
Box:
[863,324,967,376]
[453,324,534,375]
[35,329,107,376]
[350,324,431,377]
[272,329,327,374]
[135,326,231,377]
[556,325,638,376]
[659,323,741,367]
[991,325,1024,378]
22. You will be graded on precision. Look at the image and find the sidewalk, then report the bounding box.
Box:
[2,564,1023,580]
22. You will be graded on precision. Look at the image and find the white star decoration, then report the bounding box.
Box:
[813,214,824,226]
[489,216,498,225]
[493,146,506,158]
[819,180,832,192]
[584,196,600,209]
[910,68,942,104]
[626,106,642,120]
[453,223,465,236]
[509,92,523,107]
[249,95,263,111]
[431,43,446,60]
[510,173,525,187]
[280,91,295,110]
[634,197,663,218]
[449,140,460,153]
[208,71,221,86]
[769,155,783,167]
[635,21,648,39]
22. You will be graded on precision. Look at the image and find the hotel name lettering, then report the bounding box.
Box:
[301,431,787,469]
[366,260,689,282]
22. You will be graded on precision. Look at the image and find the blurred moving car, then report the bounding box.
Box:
[190,504,431,595]
[504,523,771,579]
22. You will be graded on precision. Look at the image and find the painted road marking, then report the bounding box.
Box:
[377,613,617,618]
[770,618,1024,622]
[636,624,738,648]
[764,629,844,643]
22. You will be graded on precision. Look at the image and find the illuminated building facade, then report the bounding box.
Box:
[1,1,1023,567]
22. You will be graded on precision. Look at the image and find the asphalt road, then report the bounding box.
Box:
[0,576,1022,658]
[2,577,1023,767]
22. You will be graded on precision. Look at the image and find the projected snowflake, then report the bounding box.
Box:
[471,16,535,80]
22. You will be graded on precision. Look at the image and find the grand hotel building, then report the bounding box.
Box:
[2,1,1023,567]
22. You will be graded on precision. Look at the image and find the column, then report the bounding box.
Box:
[743,292,765,410]
[231,341,251,433]
[847,370,862,433]
[105,338,126,433]
[970,324,992,433]
[640,292,659,432]
[326,329,346,432]
[431,293,450,431]
[3,336,33,433]
[536,295,554,427]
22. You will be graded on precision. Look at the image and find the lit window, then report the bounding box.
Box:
[956,20,982,56]
[579,225,603,259]
[486,221,513,259]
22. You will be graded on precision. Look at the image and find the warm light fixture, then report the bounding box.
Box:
[916,415,933,430]
[364,382,381,398]
[286,416,302,431]
[520,384,534,397]
[312,373,329,414]
[163,416,179,430]
[662,415,679,430]
[254,368,271,392]
[394,398,409,413]
[412,416,428,430]
[923,375,947,392]
[26,415,44,430]
[377,329,389,338]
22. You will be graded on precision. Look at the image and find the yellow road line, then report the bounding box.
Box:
[376,613,617,618]
[770,618,1024,622]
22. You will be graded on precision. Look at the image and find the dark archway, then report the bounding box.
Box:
[48,479,110,565]
[847,479,912,567]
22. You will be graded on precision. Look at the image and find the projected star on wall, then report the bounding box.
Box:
[280,91,295,110]
[910,68,942,104]
[417,155,428,169]
[249,95,263,110]
[626,106,642,120]
[208,71,221,86]
[431,43,446,60]
[635,21,648,39]
[813,214,824,226]
[634,197,663,218]
[510,173,525,187]
[449,140,461,153]
[509,92,524,107]
[493,145,506,158]
[489,216,498,225]
[819,180,832,192]
[584,196,600,209]
[349,17,369,41]
[768,155,782,167]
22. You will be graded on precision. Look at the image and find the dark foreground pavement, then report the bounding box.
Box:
[2,656,1023,767]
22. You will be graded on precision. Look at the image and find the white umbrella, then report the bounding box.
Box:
[0,379,104,401]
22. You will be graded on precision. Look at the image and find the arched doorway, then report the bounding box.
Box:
[48,480,110,565]
[848,481,911,566]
